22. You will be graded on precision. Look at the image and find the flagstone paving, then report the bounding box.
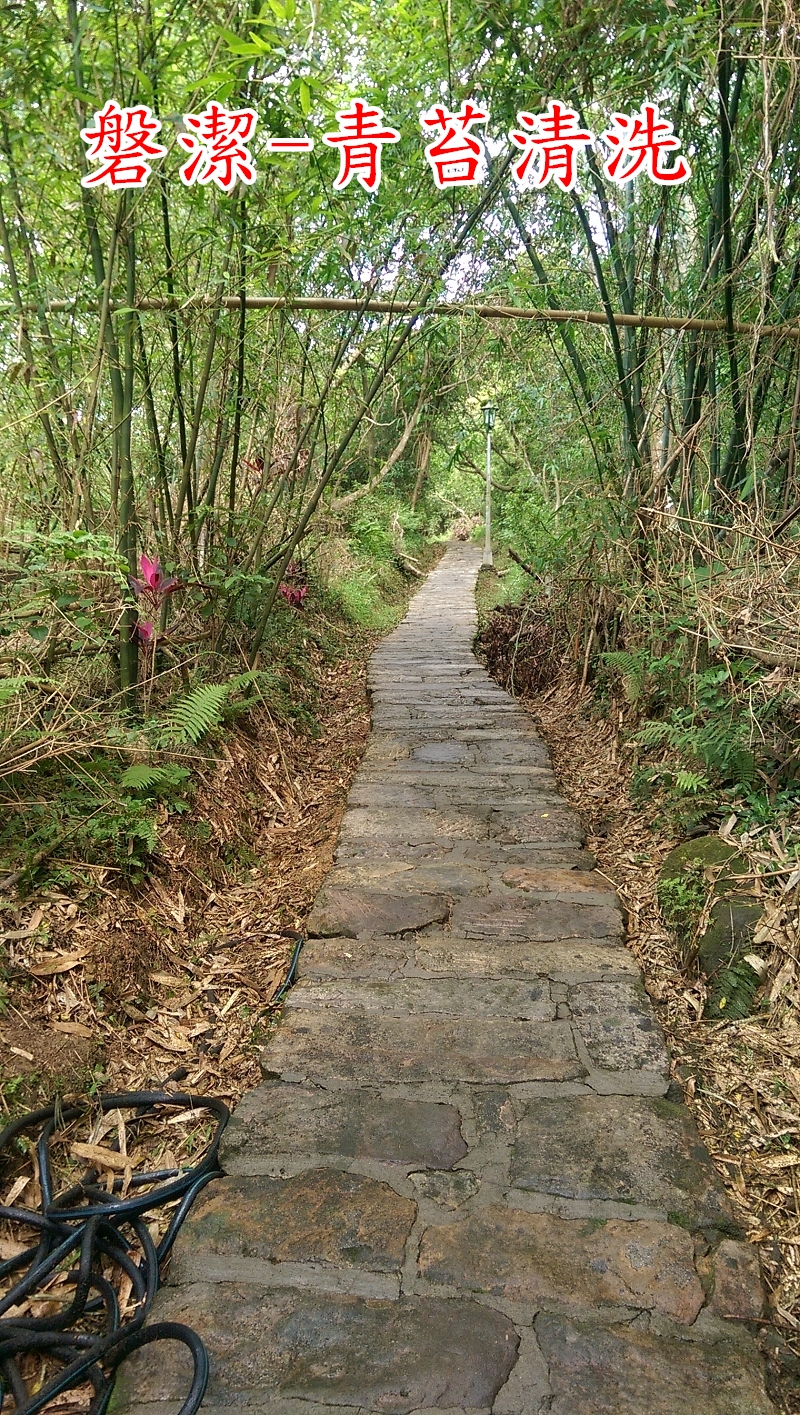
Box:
[116,541,776,1414]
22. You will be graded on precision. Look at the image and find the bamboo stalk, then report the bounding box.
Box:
[6,293,798,339]
[118,196,139,703]
[0,193,68,495]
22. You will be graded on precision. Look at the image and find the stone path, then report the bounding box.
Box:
[118,542,776,1414]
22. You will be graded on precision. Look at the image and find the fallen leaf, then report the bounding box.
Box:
[3,1176,30,1207]
[70,1142,129,1172]
[0,908,44,943]
[51,1021,94,1039]
[144,1028,193,1054]
[30,950,89,977]
[8,1044,34,1062]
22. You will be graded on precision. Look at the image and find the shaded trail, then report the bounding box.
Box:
[119,541,775,1414]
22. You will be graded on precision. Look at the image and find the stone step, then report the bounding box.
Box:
[115,1285,521,1413]
[284,977,557,1020]
[296,934,642,984]
[261,1009,586,1085]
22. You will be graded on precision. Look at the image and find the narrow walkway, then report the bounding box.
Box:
[120,542,775,1414]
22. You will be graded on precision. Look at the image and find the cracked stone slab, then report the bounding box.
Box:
[285,978,555,1020]
[418,1208,704,1323]
[412,741,471,762]
[261,1011,586,1084]
[409,1169,482,1209]
[348,784,439,808]
[510,1094,738,1229]
[569,980,669,1074]
[307,888,450,938]
[357,769,557,791]
[489,809,585,843]
[709,1239,765,1319]
[502,867,619,903]
[296,936,637,984]
[459,842,599,870]
[448,896,623,942]
[220,1084,468,1172]
[297,935,412,980]
[114,1284,520,1413]
[534,1312,775,1414]
[167,1170,416,1281]
[325,861,490,896]
[339,807,489,842]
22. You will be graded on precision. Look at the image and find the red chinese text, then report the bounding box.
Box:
[80,101,167,189]
[321,101,400,192]
[602,103,690,185]
[509,101,592,192]
[179,104,258,191]
[420,102,488,188]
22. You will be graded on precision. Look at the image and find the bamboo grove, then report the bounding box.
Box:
[1,0,799,755]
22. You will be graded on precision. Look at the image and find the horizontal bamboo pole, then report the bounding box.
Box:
[2,293,799,339]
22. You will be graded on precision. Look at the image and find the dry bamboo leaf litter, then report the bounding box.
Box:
[516,667,800,1409]
[0,632,375,1116]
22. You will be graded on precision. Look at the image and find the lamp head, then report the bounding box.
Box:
[482,401,496,431]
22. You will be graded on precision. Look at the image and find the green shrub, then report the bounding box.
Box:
[657,868,707,949]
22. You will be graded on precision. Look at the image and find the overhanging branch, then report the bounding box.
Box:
[2,295,799,340]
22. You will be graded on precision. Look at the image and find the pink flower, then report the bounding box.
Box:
[279,582,308,609]
[130,554,178,599]
[136,620,154,644]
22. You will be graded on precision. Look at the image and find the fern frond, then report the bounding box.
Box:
[121,763,191,792]
[674,769,711,795]
[164,683,230,744]
[635,720,671,748]
[706,959,761,1020]
[121,764,167,790]
[602,650,646,703]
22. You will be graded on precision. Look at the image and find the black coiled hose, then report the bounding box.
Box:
[0,1090,229,1415]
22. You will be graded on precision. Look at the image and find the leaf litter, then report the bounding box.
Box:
[518,668,800,1412]
[0,631,378,1412]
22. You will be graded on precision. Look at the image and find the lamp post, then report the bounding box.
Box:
[481,401,495,568]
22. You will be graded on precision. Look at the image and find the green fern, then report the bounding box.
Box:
[159,671,265,746]
[674,769,711,795]
[120,763,191,793]
[635,720,671,748]
[163,683,231,744]
[706,959,762,1020]
[601,650,647,704]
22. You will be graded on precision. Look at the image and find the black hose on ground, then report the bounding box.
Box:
[0,933,306,1413]
[0,1091,228,1415]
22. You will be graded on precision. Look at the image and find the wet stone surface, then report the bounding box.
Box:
[569,980,669,1075]
[534,1312,776,1415]
[510,1094,737,1228]
[307,887,450,938]
[285,977,555,1020]
[116,1284,520,1412]
[418,1208,705,1323]
[449,894,624,941]
[221,1085,468,1171]
[262,1010,586,1085]
[117,543,775,1415]
[169,1169,416,1277]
